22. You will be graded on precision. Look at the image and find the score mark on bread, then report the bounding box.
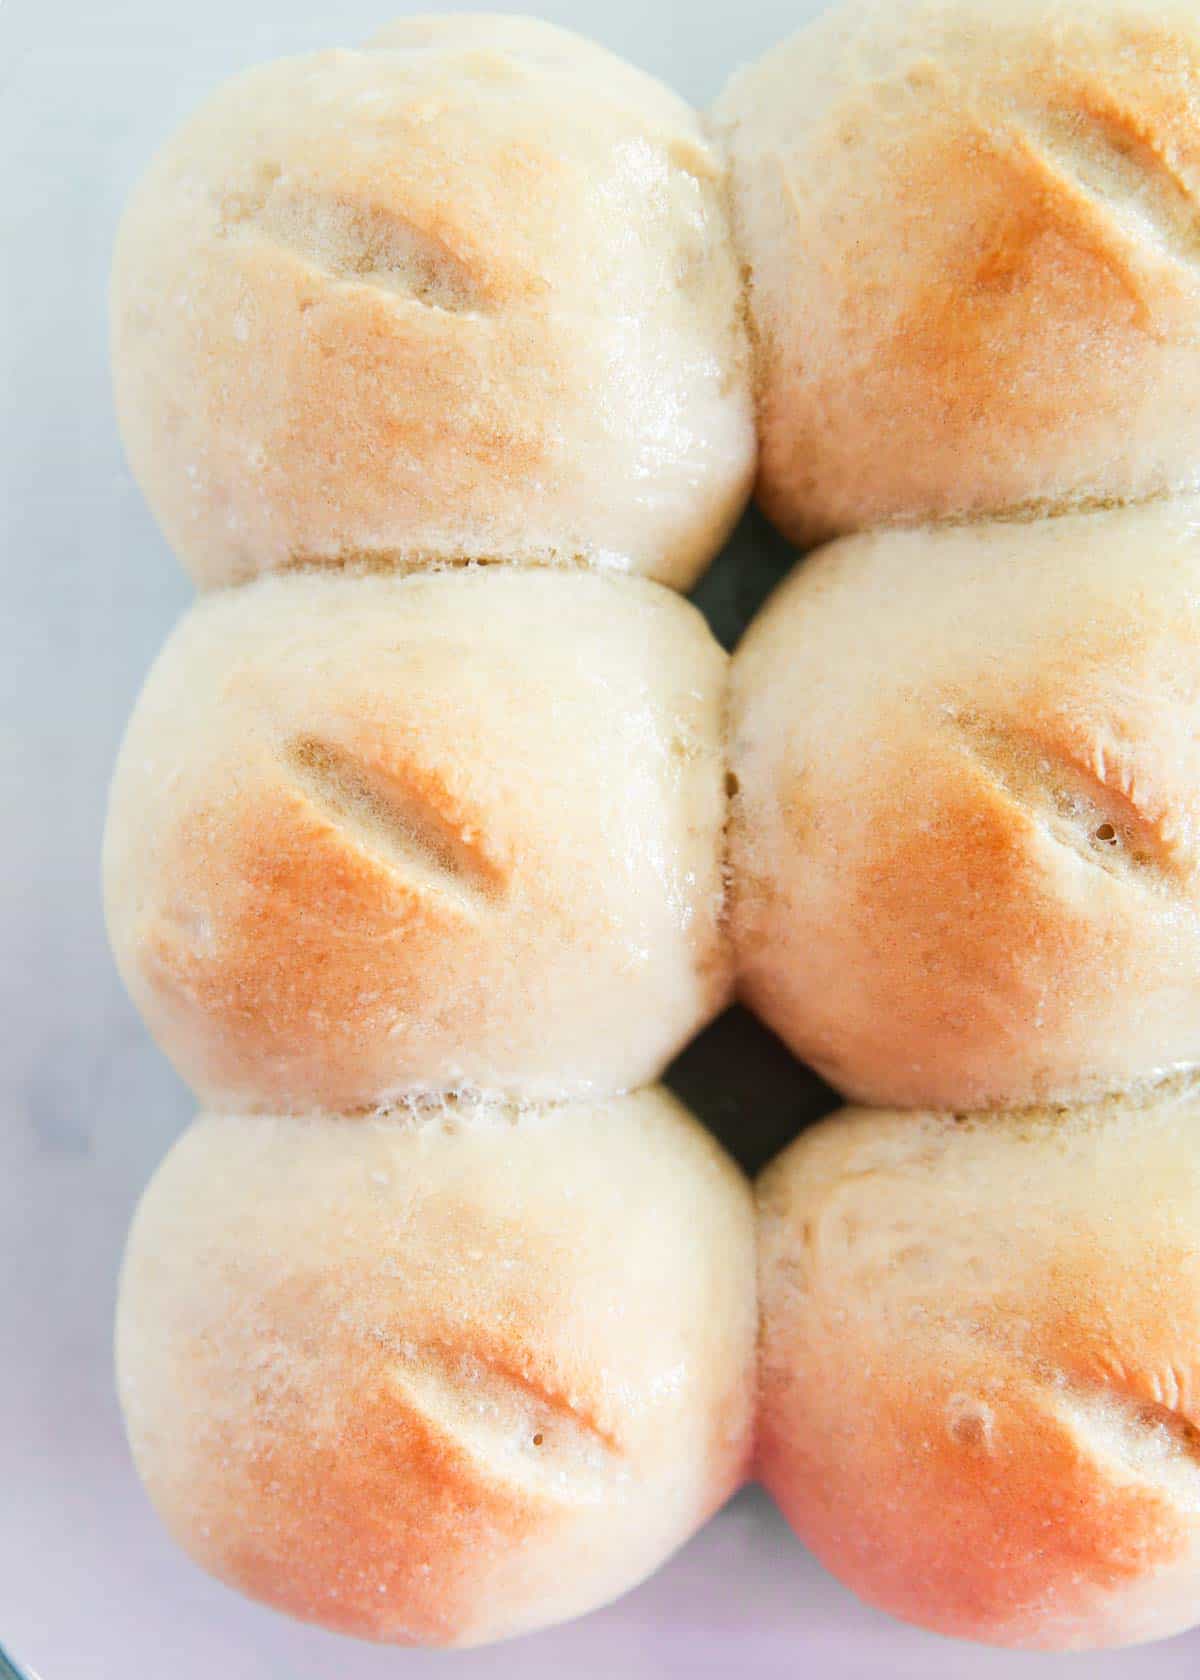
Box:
[389,1345,623,1502]
[286,736,507,905]
[950,710,1184,889]
[1009,96,1200,289]
[1054,1387,1200,1504]
[219,172,495,316]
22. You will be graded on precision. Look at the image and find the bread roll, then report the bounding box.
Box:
[730,499,1200,1111]
[758,1087,1200,1650]
[111,15,754,591]
[116,1090,756,1647]
[104,566,730,1113]
[716,0,1200,544]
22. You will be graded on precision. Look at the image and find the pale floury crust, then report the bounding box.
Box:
[730,498,1200,1112]
[758,1089,1200,1651]
[104,567,730,1113]
[116,1091,757,1647]
[715,0,1200,544]
[111,15,754,591]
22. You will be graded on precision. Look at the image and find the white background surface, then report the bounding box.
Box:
[5,1,1200,1675]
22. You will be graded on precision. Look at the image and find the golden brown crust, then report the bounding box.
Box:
[104,567,731,1112]
[116,1092,757,1646]
[112,19,754,590]
[730,500,1200,1110]
[715,0,1200,542]
[757,1097,1200,1649]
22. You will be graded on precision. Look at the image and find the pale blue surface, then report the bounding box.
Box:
[4,2,1200,1675]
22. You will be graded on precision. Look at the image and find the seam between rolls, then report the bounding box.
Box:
[249,547,644,587]
[858,480,1196,539]
[942,1063,1200,1129]
[200,1083,649,1126]
[701,101,764,417]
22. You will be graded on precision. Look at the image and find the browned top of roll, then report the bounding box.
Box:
[112,14,754,590]
[717,0,1200,543]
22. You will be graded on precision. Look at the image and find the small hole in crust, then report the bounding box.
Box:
[531,1432,544,1447]
[1094,822,1118,845]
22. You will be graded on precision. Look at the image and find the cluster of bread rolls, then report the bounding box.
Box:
[107,15,758,1649]
[106,0,1200,1656]
[720,0,1200,1652]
